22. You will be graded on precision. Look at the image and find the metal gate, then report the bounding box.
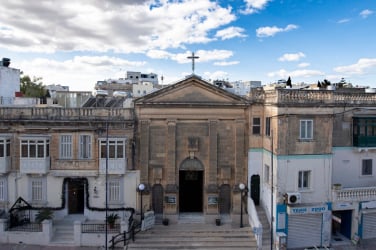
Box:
[363,212,376,239]
[219,184,231,214]
[152,184,164,222]
[287,214,322,248]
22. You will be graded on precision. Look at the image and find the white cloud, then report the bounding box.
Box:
[278,52,306,62]
[360,9,373,18]
[256,24,298,38]
[337,19,350,24]
[334,58,376,75]
[12,56,147,91]
[214,61,240,66]
[148,49,234,64]
[298,62,310,68]
[241,0,271,14]
[203,70,229,81]
[0,0,235,53]
[146,50,173,59]
[268,69,324,79]
[215,26,247,40]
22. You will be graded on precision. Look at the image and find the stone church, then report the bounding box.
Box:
[134,75,249,223]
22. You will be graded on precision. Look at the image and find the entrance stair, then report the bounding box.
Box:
[255,205,272,249]
[127,222,257,250]
[50,215,86,246]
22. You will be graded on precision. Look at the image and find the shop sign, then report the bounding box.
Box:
[288,204,327,215]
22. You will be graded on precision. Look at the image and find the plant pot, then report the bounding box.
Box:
[215,218,221,226]
[162,218,169,226]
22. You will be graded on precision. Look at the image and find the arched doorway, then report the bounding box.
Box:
[179,157,204,213]
[250,175,260,205]
[67,178,85,214]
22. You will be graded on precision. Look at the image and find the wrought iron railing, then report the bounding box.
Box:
[81,223,120,234]
[5,220,42,232]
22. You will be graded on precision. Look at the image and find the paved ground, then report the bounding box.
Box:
[0,244,104,250]
[1,241,376,250]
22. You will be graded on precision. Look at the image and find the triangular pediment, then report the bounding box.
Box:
[135,75,248,106]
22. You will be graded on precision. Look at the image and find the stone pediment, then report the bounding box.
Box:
[135,75,248,106]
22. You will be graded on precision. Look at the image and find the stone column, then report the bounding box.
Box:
[139,120,150,184]
[208,120,218,186]
[166,120,176,184]
[235,119,245,185]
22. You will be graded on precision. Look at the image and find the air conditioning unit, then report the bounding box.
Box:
[286,192,301,204]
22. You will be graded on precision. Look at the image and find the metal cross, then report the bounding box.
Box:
[187,52,199,74]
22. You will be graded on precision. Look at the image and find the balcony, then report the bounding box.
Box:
[353,135,376,147]
[20,158,50,174]
[0,157,10,173]
[99,158,127,175]
[332,186,376,202]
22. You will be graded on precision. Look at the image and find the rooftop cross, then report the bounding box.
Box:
[187,52,199,74]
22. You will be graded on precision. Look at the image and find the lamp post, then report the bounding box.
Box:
[239,183,245,228]
[138,183,145,221]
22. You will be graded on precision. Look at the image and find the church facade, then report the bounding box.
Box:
[134,75,250,223]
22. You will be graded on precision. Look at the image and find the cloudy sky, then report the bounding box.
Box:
[1,0,375,90]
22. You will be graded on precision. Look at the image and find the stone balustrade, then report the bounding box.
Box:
[0,107,133,121]
[332,186,376,202]
[249,89,376,106]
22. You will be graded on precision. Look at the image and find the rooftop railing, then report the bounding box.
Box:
[332,186,376,202]
[0,107,133,121]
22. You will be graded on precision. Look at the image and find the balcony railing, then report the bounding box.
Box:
[0,157,10,173]
[99,159,127,174]
[353,135,376,147]
[20,158,50,174]
[0,107,133,121]
[332,186,376,202]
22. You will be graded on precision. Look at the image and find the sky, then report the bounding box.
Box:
[0,0,376,91]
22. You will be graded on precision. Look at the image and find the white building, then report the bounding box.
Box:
[132,81,156,97]
[0,58,20,105]
[247,87,376,249]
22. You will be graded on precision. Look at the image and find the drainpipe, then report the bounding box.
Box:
[15,173,22,200]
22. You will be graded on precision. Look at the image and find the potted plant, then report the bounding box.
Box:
[162,218,169,226]
[107,213,119,228]
[35,208,54,223]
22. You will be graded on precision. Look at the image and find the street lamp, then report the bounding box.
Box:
[239,183,245,228]
[138,183,145,221]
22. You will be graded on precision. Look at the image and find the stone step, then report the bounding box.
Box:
[51,220,75,243]
[126,223,257,250]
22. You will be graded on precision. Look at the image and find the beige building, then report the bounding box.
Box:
[134,75,249,223]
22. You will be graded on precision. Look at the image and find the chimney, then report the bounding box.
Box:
[2,58,10,67]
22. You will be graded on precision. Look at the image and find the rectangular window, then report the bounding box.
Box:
[300,120,313,139]
[60,135,73,159]
[353,118,376,147]
[264,164,270,184]
[362,159,373,176]
[252,117,261,135]
[21,139,49,158]
[0,178,6,201]
[0,139,10,157]
[298,170,311,189]
[100,139,125,159]
[265,117,271,136]
[79,135,92,159]
[109,180,121,203]
[31,179,43,201]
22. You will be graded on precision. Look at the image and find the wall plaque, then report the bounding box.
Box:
[208,196,218,205]
[165,195,176,204]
